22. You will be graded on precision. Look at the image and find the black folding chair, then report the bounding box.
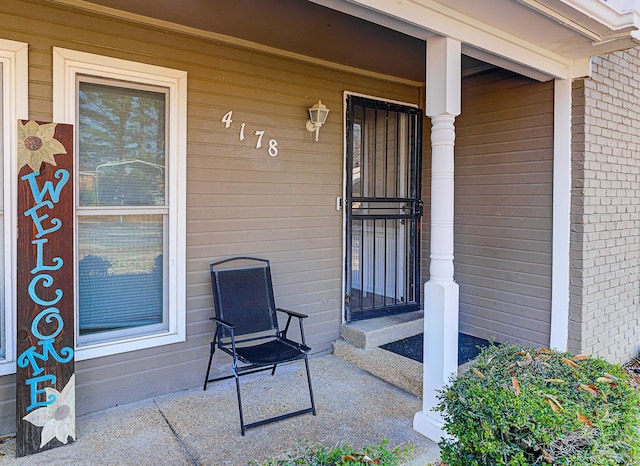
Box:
[203,257,317,435]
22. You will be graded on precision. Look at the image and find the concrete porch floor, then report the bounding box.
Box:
[0,354,440,465]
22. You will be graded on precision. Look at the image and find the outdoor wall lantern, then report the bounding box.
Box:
[305,99,330,142]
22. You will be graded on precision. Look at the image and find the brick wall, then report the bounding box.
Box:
[569,47,640,363]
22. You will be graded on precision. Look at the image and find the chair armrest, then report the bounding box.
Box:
[276,308,308,319]
[276,308,309,344]
[210,316,235,329]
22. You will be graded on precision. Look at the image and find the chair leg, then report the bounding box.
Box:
[271,364,277,376]
[228,357,316,435]
[203,341,216,391]
[234,368,246,436]
[304,355,317,416]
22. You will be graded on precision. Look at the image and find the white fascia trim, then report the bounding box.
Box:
[327,0,574,79]
[0,39,28,376]
[461,46,554,82]
[598,0,636,14]
[517,0,640,43]
[549,78,571,352]
[559,0,640,30]
[53,47,187,361]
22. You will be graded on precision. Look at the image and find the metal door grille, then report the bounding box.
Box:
[345,96,423,322]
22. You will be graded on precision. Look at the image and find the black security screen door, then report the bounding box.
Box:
[345,95,423,322]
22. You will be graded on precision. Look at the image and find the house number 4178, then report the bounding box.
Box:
[221,111,279,157]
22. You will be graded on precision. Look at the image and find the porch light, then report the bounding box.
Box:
[305,99,330,142]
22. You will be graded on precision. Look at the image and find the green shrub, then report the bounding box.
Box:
[252,438,414,465]
[435,343,640,465]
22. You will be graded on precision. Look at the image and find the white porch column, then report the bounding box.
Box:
[414,36,461,442]
[549,77,572,352]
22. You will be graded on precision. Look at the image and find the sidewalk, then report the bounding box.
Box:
[0,354,440,465]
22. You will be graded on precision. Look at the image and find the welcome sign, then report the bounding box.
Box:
[16,120,75,457]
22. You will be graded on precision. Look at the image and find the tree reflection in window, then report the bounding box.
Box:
[78,81,166,207]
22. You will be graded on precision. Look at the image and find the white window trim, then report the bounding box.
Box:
[0,39,27,376]
[53,47,187,361]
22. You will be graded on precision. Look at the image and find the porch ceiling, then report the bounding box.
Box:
[56,0,429,82]
[57,0,639,81]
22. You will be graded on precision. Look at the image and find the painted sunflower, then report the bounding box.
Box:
[18,120,67,172]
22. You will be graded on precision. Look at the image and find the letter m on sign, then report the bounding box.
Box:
[16,121,75,457]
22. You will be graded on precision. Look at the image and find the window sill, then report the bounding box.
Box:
[0,360,16,377]
[75,330,186,361]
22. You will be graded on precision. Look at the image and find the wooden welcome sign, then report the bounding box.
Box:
[16,120,75,457]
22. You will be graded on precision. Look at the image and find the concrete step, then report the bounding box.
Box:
[334,311,425,398]
[334,311,473,400]
[333,339,423,398]
[340,310,424,349]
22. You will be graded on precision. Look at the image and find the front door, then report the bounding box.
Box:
[345,95,423,321]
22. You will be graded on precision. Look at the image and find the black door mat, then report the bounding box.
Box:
[380,333,492,366]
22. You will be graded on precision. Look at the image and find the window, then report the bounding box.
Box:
[53,48,186,360]
[0,39,28,375]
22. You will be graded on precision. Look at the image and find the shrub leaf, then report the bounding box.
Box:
[543,394,563,411]
[539,445,553,463]
[512,377,521,396]
[577,412,595,427]
[562,357,581,369]
[579,383,599,397]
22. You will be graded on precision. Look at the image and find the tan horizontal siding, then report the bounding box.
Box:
[454,69,553,347]
[0,375,15,430]
[0,0,422,433]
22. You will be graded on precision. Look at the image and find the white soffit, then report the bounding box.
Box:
[313,0,640,80]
